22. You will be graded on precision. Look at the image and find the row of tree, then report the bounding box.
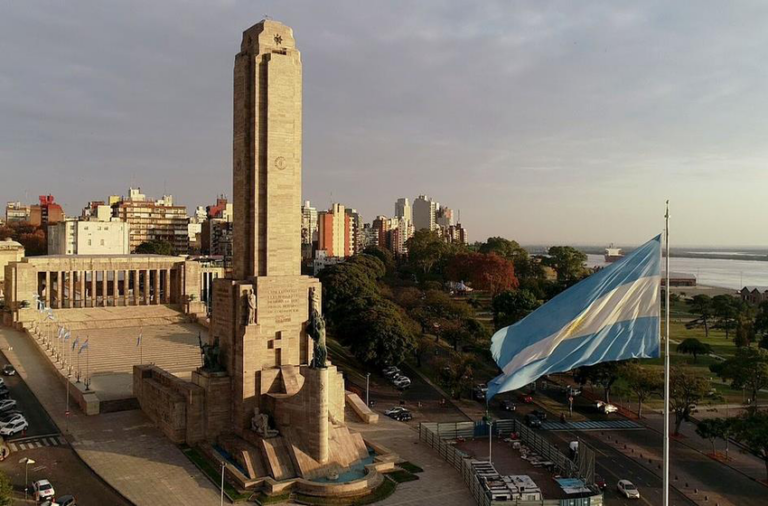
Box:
[696,412,768,481]
[687,294,768,348]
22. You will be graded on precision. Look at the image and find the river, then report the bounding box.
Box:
[586,254,768,290]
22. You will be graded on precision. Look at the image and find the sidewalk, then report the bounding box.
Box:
[0,326,221,506]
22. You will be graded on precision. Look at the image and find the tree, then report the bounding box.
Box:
[735,319,756,348]
[438,353,475,399]
[710,347,768,409]
[478,237,528,260]
[696,418,723,456]
[413,337,432,368]
[491,289,540,329]
[406,230,447,275]
[622,363,663,418]
[574,361,624,402]
[670,368,710,435]
[544,246,587,284]
[318,261,381,322]
[362,245,395,274]
[755,301,768,340]
[17,228,47,256]
[687,295,713,337]
[0,471,11,506]
[446,252,518,296]
[135,239,174,256]
[712,295,744,340]
[338,297,415,368]
[733,411,768,481]
[346,254,386,281]
[676,338,712,363]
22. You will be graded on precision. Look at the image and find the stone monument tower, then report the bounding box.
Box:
[209,20,367,476]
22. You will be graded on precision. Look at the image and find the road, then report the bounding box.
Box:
[0,352,129,505]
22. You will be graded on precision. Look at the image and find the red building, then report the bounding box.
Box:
[30,195,64,228]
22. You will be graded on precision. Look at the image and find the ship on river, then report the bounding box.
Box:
[604,245,624,263]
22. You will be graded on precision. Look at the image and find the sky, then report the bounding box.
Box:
[1,1,767,247]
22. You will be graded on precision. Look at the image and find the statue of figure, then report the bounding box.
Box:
[245,289,256,326]
[198,333,223,372]
[307,288,327,368]
[251,408,278,438]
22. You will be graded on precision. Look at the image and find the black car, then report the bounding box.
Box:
[501,400,516,412]
[524,414,542,428]
[531,409,548,421]
[393,411,413,422]
[1,365,15,376]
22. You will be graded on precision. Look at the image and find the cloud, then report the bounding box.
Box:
[0,0,767,246]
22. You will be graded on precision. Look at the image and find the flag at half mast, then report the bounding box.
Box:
[487,235,662,400]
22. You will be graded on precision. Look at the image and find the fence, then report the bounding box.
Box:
[419,421,603,506]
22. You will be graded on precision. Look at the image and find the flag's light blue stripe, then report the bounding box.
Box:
[488,316,660,398]
[490,235,660,369]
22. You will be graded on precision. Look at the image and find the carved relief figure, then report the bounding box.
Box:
[307,288,327,368]
[245,289,256,325]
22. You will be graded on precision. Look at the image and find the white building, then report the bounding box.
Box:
[413,195,437,231]
[48,206,130,255]
[395,198,412,223]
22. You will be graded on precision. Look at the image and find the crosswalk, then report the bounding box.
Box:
[8,435,66,452]
[541,419,642,431]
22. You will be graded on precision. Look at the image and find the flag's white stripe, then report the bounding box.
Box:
[501,275,660,376]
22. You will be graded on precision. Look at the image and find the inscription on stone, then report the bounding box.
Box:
[261,286,303,324]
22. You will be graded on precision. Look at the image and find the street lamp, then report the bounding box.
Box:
[19,457,35,502]
[366,373,370,407]
[220,461,226,506]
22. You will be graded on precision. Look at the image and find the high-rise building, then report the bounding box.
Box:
[345,207,362,255]
[301,200,318,246]
[48,205,130,255]
[436,205,455,227]
[389,217,414,255]
[29,195,64,228]
[371,215,390,249]
[207,196,233,221]
[317,203,350,258]
[412,195,437,232]
[112,187,190,254]
[395,198,412,223]
[360,223,379,249]
[5,202,31,223]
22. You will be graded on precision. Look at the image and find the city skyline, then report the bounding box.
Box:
[2,1,768,247]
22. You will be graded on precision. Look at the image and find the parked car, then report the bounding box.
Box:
[0,389,10,401]
[0,418,27,437]
[594,475,607,491]
[517,393,533,404]
[393,411,413,422]
[563,385,582,396]
[1,365,15,376]
[0,414,24,428]
[531,409,548,421]
[501,400,516,412]
[473,384,488,401]
[384,407,409,417]
[43,494,76,506]
[32,479,55,502]
[0,411,21,424]
[392,376,411,389]
[524,414,542,428]
[382,366,401,378]
[617,480,640,499]
[0,400,17,414]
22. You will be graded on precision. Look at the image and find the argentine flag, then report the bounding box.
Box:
[488,235,661,400]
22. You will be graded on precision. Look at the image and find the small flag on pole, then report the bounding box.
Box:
[63,330,71,341]
[72,336,80,351]
[79,339,89,354]
[57,326,64,339]
[136,330,142,348]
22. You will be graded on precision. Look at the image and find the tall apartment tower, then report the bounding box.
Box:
[412,195,437,231]
[394,198,412,223]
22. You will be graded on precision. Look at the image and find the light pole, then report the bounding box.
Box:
[366,373,370,407]
[220,461,226,506]
[20,457,35,502]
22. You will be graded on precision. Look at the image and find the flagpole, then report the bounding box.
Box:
[663,201,671,506]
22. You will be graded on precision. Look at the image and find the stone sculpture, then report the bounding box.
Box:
[251,408,278,438]
[245,289,256,326]
[307,288,327,369]
[198,334,224,372]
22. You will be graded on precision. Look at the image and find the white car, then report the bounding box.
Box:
[392,376,411,389]
[382,366,400,378]
[617,479,640,499]
[0,418,28,436]
[0,414,24,428]
[384,406,409,417]
[0,399,16,413]
[598,402,618,414]
[33,479,55,501]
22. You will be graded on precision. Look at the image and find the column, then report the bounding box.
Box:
[123,269,129,306]
[79,271,86,308]
[153,269,160,305]
[44,271,51,307]
[143,269,150,306]
[57,271,63,309]
[164,268,171,304]
[133,270,139,306]
[67,271,74,308]
[90,271,96,307]
[101,270,107,307]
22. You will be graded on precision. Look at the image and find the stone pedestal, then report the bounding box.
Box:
[191,369,232,441]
